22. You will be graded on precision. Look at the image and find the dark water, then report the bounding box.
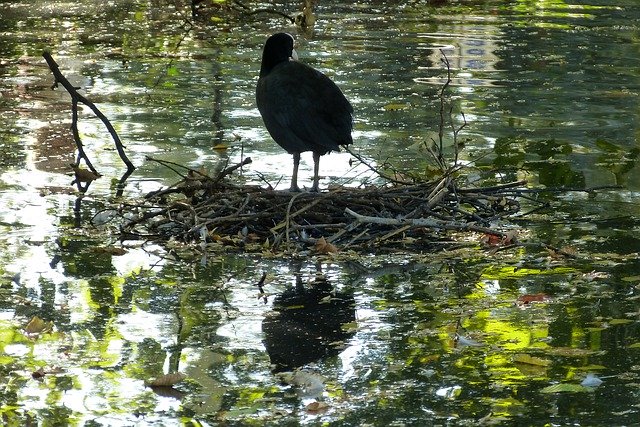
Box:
[1,0,640,425]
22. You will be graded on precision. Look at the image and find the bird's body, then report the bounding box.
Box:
[256,33,353,192]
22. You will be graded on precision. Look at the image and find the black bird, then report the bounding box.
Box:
[256,33,353,192]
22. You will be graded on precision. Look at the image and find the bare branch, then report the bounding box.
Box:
[42,51,136,175]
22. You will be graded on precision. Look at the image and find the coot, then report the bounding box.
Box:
[256,33,353,192]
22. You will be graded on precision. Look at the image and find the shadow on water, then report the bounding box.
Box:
[262,261,356,373]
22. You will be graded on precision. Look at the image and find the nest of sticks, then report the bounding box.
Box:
[44,49,540,255]
[118,156,539,254]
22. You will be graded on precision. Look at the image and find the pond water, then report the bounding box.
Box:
[1,0,640,425]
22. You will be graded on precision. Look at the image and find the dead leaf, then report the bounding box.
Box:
[305,401,329,413]
[70,164,101,183]
[559,246,578,256]
[482,231,517,247]
[517,293,549,305]
[315,237,338,254]
[382,102,410,111]
[540,383,592,393]
[145,372,186,387]
[244,232,260,243]
[24,316,54,335]
[512,354,551,367]
[547,245,578,259]
[481,234,502,246]
[503,230,518,245]
[32,367,46,379]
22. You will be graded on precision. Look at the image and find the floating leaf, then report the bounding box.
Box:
[341,321,358,333]
[166,66,179,77]
[540,383,592,393]
[457,334,483,347]
[546,347,601,357]
[315,237,338,254]
[305,401,329,413]
[31,368,46,379]
[582,270,610,281]
[608,318,633,325]
[145,372,186,387]
[581,373,603,388]
[512,354,551,367]
[517,293,549,305]
[382,102,410,111]
[70,164,101,183]
[576,364,607,371]
[24,316,54,335]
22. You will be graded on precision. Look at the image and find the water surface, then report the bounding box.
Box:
[1,0,639,425]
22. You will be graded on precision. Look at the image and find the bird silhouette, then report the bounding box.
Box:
[256,33,353,192]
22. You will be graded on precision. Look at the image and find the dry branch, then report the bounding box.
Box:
[116,156,534,254]
[344,207,505,236]
[42,51,135,181]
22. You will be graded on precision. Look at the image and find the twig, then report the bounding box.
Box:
[343,145,412,185]
[345,207,505,237]
[457,180,528,194]
[435,49,452,170]
[243,8,294,21]
[146,156,207,180]
[211,157,253,185]
[42,51,135,174]
[271,195,322,233]
[452,111,467,166]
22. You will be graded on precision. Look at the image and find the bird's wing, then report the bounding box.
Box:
[259,62,353,153]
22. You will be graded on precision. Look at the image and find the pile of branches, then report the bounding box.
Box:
[118,157,537,254]
[41,50,543,254]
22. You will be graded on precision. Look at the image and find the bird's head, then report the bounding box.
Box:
[260,33,298,77]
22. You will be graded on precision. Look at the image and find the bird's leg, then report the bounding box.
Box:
[290,152,301,192]
[311,151,321,192]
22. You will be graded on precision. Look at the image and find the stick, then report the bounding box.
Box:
[211,157,253,185]
[345,207,505,237]
[42,51,135,174]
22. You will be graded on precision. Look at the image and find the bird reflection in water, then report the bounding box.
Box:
[262,262,356,373]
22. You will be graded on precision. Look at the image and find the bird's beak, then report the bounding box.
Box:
[290,48,298,61]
